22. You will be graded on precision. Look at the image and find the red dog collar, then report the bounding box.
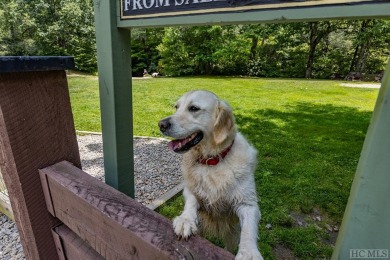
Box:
[198,140,234,166]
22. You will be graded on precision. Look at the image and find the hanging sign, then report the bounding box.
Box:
[120,0,383,20]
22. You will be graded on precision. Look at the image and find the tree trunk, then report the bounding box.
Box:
[305,49,315,78]
[249,36,258,60]
[305,21,334,78]
[349,45,360,72]
[355,41,371,73]
[354,21,373,73]
[349,20,372,73]
[305,22,318,78]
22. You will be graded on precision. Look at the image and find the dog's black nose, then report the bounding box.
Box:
[158,118,171,133]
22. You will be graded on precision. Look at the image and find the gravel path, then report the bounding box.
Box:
[0,135,182,260]
[340,83,381,88]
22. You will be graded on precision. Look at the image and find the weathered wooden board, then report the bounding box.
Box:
[0,67,81,260]
[40,161,234,260]
[52,224,105,260]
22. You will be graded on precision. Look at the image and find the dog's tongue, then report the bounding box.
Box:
[167,132,200,152]
[167,140,176,151]
[168,139,186,151]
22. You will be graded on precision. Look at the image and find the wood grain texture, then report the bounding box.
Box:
[40,161,234,260]
[53,224,105,260]
[0,71,81,260]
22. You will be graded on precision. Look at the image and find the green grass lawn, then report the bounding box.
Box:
[67,75,378,259]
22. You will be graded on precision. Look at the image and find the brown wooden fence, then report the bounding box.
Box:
[0,56,233,260]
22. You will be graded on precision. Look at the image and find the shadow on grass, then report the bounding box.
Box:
[235,102,373,259]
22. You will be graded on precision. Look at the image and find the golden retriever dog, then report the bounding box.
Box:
[158,90,263,259]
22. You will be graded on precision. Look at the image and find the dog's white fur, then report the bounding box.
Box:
[160,90,263,260]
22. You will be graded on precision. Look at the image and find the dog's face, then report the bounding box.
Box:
[159,90,235,154]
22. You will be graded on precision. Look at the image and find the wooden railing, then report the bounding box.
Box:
[40,161,233,259]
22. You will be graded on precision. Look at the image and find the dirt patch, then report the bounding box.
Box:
[289,211,309,227]
[273,244,298,260]
[132,77,153,80]
[322,230,339,247]
[289,208,339,247]
[340,83,380,89]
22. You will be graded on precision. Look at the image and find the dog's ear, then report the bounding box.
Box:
[213,100,235,145]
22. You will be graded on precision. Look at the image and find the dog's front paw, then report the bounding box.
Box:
[235,248,263,260]
[173,214,198,239]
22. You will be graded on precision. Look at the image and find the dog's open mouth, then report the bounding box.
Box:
[168,131,203,153]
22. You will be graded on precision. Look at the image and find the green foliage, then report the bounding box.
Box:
[0,1,388,77]
[157,28,193,76]
[158,26,250,76]
[131,28,164,76]
[312,30,353,79]
[350,19,390,74]
[158,21,388,78]
[213,26,250,75]
[247,23,307,78]
[0,0,37,55]
[0,0,97,72]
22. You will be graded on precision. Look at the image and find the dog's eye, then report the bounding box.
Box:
[174,104,178,110]
[189,106,200,112]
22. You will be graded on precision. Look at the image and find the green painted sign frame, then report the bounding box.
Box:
[117,0,390,27]
[120,0,388,20]
[93,0,390,259]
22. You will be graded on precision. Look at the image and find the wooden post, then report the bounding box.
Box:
[93,0,134,197]
[0,56,81,260]
[333,61,390,258]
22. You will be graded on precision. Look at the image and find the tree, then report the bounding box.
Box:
[0,0,97,72]
[304,21,337,78]
[159,26,226,76]
[242,24,275,61]
[157,27,198,76]
[213,25,250,75]
[131,28,164,76]
[0,0,37,55]
[349,19,390,74]
[247,23,308,78]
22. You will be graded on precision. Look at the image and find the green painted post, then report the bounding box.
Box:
[332,62,390,259]
[93,0,134,197]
